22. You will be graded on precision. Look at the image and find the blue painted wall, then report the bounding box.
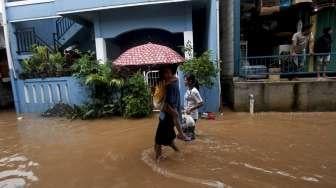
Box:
[15,19,57,47]
[204,0,220,112]
[178,0,220,113]
[6,0,192,22]
[93,3,192,39]
[56,0,188,13]
[16,77,88,113]
[6,1,57,22]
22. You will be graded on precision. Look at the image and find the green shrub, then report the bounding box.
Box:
[19,45,70,79]
[49,52,66,73]
[122,72,151,118]
[70,57,125,119]
[71,52,97,78]
[71,102,120,120]
[180,51,218,88]
[43,53,152,119]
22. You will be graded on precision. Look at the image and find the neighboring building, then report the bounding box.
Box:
[2,0,221,113]
[220,0,336,111]
[0,13,13,108]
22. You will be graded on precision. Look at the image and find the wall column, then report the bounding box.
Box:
[94,13,107,63]
[183,31,194,59]
[95,37,107,63]
[179,30,195,106]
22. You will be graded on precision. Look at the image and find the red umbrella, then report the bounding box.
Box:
[113,43,185,66]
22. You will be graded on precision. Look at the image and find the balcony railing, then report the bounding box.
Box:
[239,53,336,78]
[15,28,54,54]
[55,17,75,40]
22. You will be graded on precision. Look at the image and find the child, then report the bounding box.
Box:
[184,74,203,139]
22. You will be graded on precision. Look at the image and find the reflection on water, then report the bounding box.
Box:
[0,112,39,188]
[0,154,39,188]
[0,111,336,188]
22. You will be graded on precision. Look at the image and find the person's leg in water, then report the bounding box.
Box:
[169,141,180,152]
[191,119,197,139]
[323,62,328,78]
[155,144,162,161]
[323,56,330,78]
[317,57,322,80]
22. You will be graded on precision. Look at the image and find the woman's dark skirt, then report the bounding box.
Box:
[155,115,176,146]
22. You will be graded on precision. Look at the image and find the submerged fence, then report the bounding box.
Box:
[239,53,336,78]
[16,77,88,113]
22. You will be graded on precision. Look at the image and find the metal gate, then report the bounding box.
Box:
[144,70,160,88]
[144,70,160,111]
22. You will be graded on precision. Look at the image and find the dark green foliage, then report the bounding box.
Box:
[69,57,151,119]
[122,72,151,118]
[19,45,70,79]
[71,103,120,120]
[71,52,97,78]
[70,55,125,120]
[40,48,152,119]
[180,51,218,88]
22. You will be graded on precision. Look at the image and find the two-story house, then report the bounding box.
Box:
[1,0,221,113]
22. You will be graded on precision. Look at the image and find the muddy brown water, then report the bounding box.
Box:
[0,110,335,188]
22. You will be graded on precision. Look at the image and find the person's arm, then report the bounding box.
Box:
[292,34,298,55]
[162,103,178,117]
[163,102,186,138]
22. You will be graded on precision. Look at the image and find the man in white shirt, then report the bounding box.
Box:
[292,24,314,73]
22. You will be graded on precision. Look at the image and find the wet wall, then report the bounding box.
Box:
[233,79,336,112]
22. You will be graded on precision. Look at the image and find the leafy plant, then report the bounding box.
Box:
[49,52,66,72]
[180,50,218,88]
[122,72,151,118]
[42,51,152,119]
[71,102,120,120]
[70,57,126,119]
[71,53,97,78]
[19,45,69,79]
[20,58,38,79]
[84,63,124,88]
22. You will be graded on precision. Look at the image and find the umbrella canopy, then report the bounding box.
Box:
[113,43,184,66]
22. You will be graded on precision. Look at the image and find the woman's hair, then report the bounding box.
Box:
[185,74,199,90]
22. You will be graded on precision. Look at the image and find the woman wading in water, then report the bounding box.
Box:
[154,65,190,161]
[184,74,203,139]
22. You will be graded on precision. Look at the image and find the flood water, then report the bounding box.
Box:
[0,110,335,188]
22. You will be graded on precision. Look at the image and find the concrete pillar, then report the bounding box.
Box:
[183,31,194,59]
[95,37,107,63]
